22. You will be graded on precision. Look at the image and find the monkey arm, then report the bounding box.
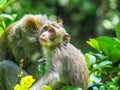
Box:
[29,71,59,90]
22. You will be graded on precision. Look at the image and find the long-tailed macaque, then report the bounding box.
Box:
[0,14,50,90]
[29,20,88,90]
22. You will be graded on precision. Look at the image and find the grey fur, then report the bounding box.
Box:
[30,22,88,90]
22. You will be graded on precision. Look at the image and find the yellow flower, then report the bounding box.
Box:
[14,84,21,90]
[14,75,35,90]
[20,75,35,88]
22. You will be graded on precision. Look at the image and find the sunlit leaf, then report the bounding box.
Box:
[12,14,17,21]
[96,36,120,63]
[109,85,119,90]
[94,53,106,60]
[84,54,91,68]
[2,21,6,29]
[100,86,106,90]
[0,0,14,10]
[0,27,4,36]
[99,61,112,66]
[93,61,112,69]
[0,14,17,27]
[85,53,96,65]
[41,85,52,90]
[0,14,14,20]
[90,74,102,83]
[0,0,7,8]
[87,38,101,52]
[115,20,120,40]
[61,86,82,90]
[88,81,103,88]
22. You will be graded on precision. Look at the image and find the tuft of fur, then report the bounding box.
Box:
[13,14,50,33]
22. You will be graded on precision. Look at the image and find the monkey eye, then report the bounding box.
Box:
[43,26,48,31]
[49,28,55,33]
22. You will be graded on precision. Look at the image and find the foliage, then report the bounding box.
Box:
[0,0,14,11]
[85,20,120,89]
[85,52,120,89]
[38,64,45,76]
[87,20,120,65]
[0,0,17,36]
[14,75,35,90]
[60,86,82,90]
[41,85,52,90]
[3,0,120,49]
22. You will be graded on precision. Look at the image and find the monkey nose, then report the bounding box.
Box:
[40,34,46,40]
[40,34,44,39]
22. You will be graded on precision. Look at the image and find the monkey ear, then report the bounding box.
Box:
[57,18,63,26]
[62,34,70,45]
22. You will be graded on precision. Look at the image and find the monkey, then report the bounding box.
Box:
[29,20,88,90]
[0,14,50,90]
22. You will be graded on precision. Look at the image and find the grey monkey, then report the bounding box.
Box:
[29,20,88,90]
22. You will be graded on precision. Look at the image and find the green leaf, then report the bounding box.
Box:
[87,38,101,52]
[0,14,14,20]
[85,53,96,65]
[0,14,17,28]
[0,27,4,36]
[109,85,119,90]
[0,0,14,10]
[100,86,106,90]
[88,81,103,88]
[61,86,82,90]
[94,53,106,60]
[38,64,45,75]
[115,20,120,40]
[93,61,112,69]
[1,21,6,29]
[12,14,17,21]
[90,74,102,83]
[96,36,120,63]
[84,54,90,68]
[0,0,7,8]
[41,85,52,90]
[99,61,112,66]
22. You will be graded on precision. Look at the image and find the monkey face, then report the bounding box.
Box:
[39,21,70,48]
[39,24,58,47]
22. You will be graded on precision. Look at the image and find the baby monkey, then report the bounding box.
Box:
[29,20,88,90]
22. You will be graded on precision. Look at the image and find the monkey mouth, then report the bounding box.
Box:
[40,38,47,42]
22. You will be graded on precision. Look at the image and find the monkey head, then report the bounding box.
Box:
[0,14,52,81]
[39,20,70,48]
[13,14,49,43]
[0,14,50,64]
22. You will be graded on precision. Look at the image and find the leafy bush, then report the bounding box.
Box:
[13,20,120,90]
[0,0,14,10]
[0,0,17,36]
[86,20,120,89]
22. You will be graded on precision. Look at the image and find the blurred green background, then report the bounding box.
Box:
[1,0,120,52]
